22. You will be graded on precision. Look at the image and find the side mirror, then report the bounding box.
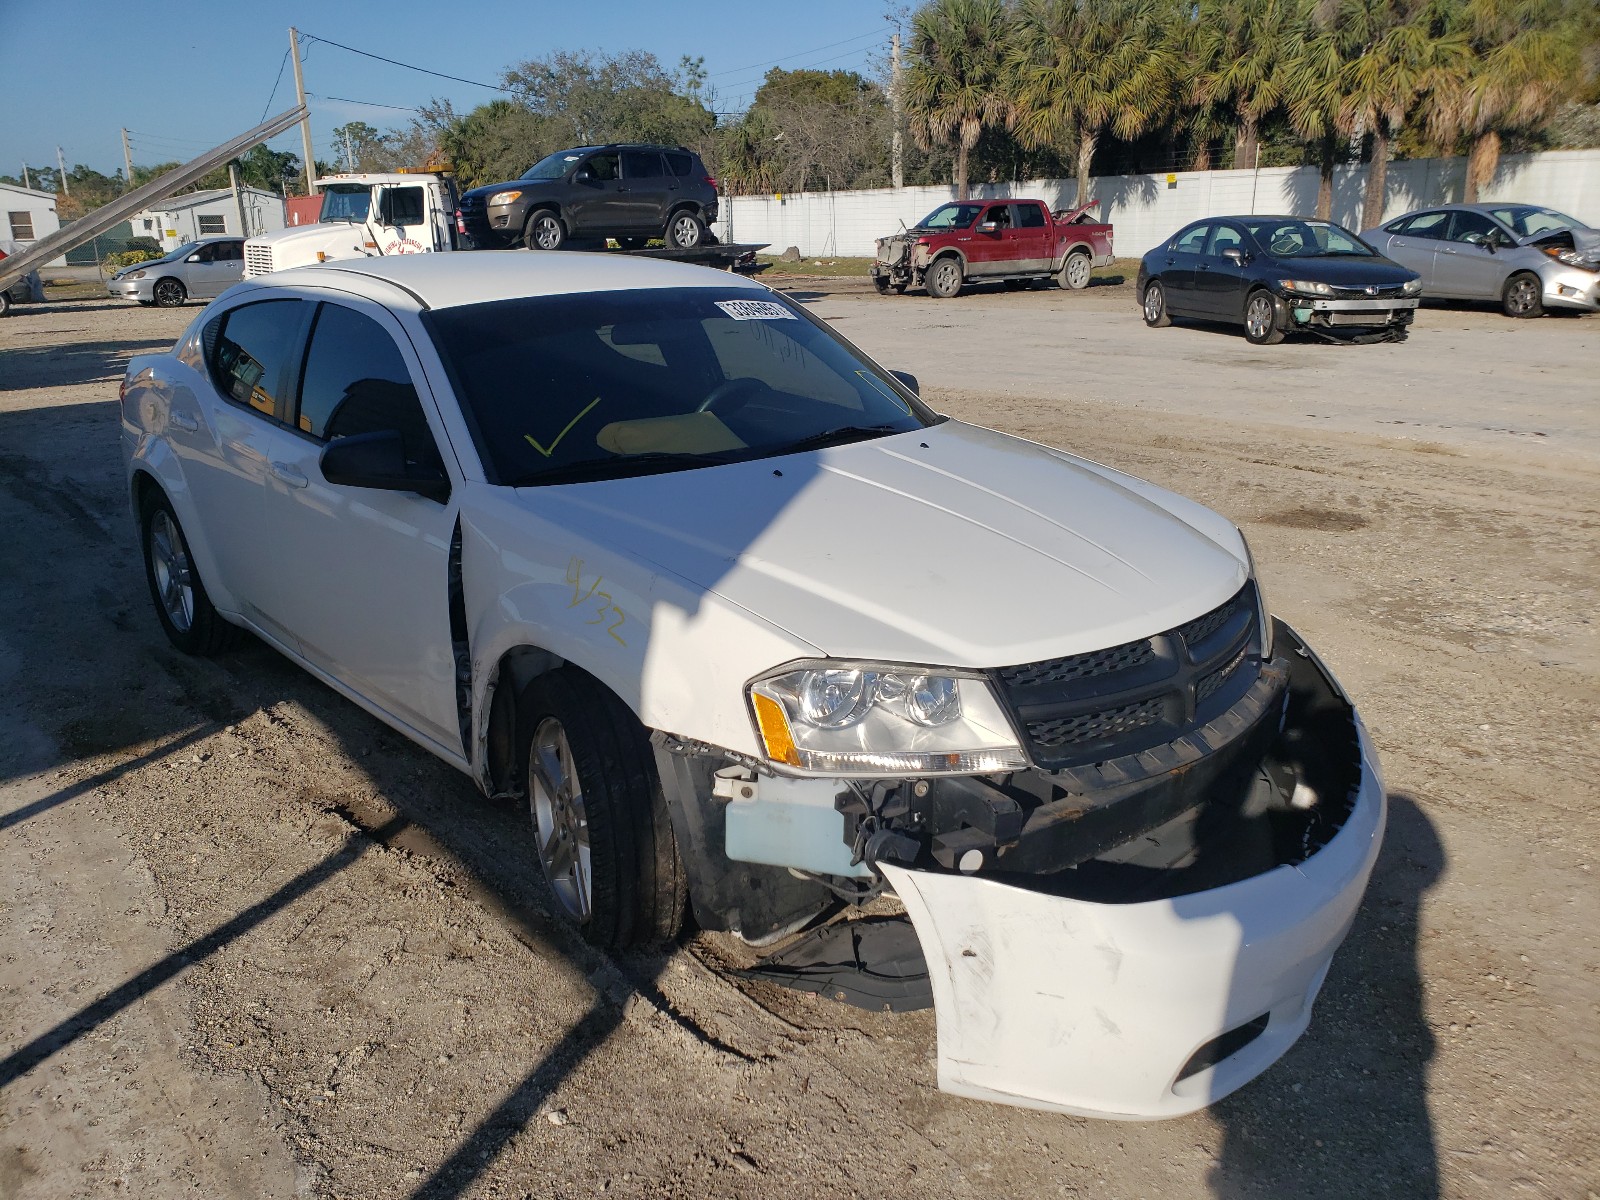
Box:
[889,370,919,396]
[574,168,594,185]
[1463,232,1492,250]
[320,430,449,503]
[1221,246,1246,265]
[186,254,202,262]
[978,221,999,233]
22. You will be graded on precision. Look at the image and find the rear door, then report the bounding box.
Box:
[248,296,463,752]
[620,150,670,234]
[1010,202,1051,272]
[1379,211,1447,288]
[1160,223,1210,313]
[1434,210,1512,299]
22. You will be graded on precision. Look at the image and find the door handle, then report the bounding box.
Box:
[1166,257,1175,266]
[169,411,198,432]
[270,462,308,488]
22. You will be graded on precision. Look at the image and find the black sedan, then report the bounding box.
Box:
[1137,216,1422,345]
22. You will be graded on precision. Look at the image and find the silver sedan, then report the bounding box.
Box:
[1360,203,1599,317]
[106,237,245,308]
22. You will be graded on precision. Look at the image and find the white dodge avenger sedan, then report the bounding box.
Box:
[120,253,1384,1120]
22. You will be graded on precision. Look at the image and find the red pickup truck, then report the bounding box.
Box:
[871,198,1114,299]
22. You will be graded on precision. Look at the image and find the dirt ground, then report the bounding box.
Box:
[1,275,1596,1200]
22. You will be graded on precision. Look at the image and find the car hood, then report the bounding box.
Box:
[515,421,1249,668]
[464,179,558,201]
[1265,255,1416,285]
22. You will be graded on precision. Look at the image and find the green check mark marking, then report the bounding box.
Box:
[524,396,601,458]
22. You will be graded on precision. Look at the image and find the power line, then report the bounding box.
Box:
[716,43,887,104]
[306,92,420,113]
[298,31,510,92]
[706,28,882,79]
[261,47,291,123]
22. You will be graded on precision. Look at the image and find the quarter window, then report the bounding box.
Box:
[665,152,694,177]
[206,300,305,418]
[197,215,226,235]
[296,303,439,467]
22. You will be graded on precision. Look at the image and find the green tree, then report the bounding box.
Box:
[1427,0,1583,200]
[501,49,713,151]
[1010,0,1182,203]
[905,0,1013,198]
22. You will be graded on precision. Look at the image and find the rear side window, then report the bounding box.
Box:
[622,151,666,179]
[1389,211,1448,239]
[665,152,694,177]
[1173,225,1209,254]
[1014,203,1046,229]
[295,303,439,467]
[206,299,305,418]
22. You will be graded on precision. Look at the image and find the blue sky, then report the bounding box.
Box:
[2,1,896,182]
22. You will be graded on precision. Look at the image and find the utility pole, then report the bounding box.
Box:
[56,146,70,196]
[890,31,904,190]
[289,27,316,196]
[229,160,250,236]
[121,128,136,190]
[21,163,31,190]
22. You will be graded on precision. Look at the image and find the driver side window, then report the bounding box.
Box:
[583,153,620,182]
[1207,225,1243,256]
[1446,211,1499,244]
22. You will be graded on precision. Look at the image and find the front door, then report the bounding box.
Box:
[966,203,1014,275]
[250,296,463,753]
[186,240,243,297]
[1433,210,1512,299]
[566,151,624,235]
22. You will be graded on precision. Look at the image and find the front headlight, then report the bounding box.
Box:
[131,270,148,280]
[488,190,523,206]
[1242,535,1275,660]
[1402,277,1423,295]
[1280,279,1334,297]
[749,661,1027,776]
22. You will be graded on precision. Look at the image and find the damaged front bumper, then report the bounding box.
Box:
[1285,295,1418,329]
[657,622,1384,1117]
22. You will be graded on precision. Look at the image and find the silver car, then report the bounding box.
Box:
[106,236,245,308]
[1361,203,1600,318]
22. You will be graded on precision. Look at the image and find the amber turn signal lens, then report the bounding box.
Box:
[752,692,800,767]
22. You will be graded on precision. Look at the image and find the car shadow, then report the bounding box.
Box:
[1206,792,1443,1199]
[0,338,176,392]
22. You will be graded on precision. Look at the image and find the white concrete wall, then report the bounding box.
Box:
[717,148,1600,259]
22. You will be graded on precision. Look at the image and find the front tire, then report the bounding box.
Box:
[666,211,706,249]
[152,277,186,308]
[518,670,686,949]
[1142,280,1171,327]
[140,491,236,656]
[1502,271,1543,318]
[925,257,963,299]
[1243,289,1286,345]
[0,290,10,318]
[1059,250,1092,290]
[524,211,567,251]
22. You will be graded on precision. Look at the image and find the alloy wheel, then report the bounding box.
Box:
[1246,295,1273,340]
[529,718,592,923]
[148,510,195,632]
[1507,277,1538,316]
[1144,285,1164,323]
[1065,254,1091,289]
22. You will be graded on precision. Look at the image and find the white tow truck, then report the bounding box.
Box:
[244,170,462,277]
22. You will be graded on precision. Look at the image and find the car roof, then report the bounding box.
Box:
[262,251,769,311]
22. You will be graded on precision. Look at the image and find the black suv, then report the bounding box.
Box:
[456,144,719,252]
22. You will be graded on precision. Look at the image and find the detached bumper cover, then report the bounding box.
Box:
[882,635,1386,1120]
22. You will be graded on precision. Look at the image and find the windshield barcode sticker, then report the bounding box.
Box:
[715,299,797,321]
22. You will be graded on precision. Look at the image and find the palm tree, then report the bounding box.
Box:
[1283,12,1347,218]
[1428,0,1581,201]
[1010,0,1182,204]
[904,0,1013,198]
[1194,0,1303,169]
[1339,0,1463,230]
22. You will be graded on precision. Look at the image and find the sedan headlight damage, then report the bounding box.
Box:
[749,662,1027,775]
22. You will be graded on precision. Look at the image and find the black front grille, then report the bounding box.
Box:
[994,584,1263,770]
[1331,283,1405,299]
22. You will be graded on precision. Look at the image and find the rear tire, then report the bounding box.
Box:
[926,256,963,299]
[1243,289,1285,345]
[152,277,186,308]
[1059,250,1092,290]
[666,211,706,249]
[0,291,10,318]
[140,491,237,656]
[524,211,567,251]
[1142,280,1171,327]
[1502,271,1543,318]
[517,670,686,949]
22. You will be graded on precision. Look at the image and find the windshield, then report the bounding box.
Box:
[520,150,585,181]
[424,288,935,486]
[1485,205,1581,237]
[1243,218,1374,257]
[916,203,985,230]
[319,185,372,223]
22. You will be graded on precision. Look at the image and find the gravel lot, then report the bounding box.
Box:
[1,276,1596,1200]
